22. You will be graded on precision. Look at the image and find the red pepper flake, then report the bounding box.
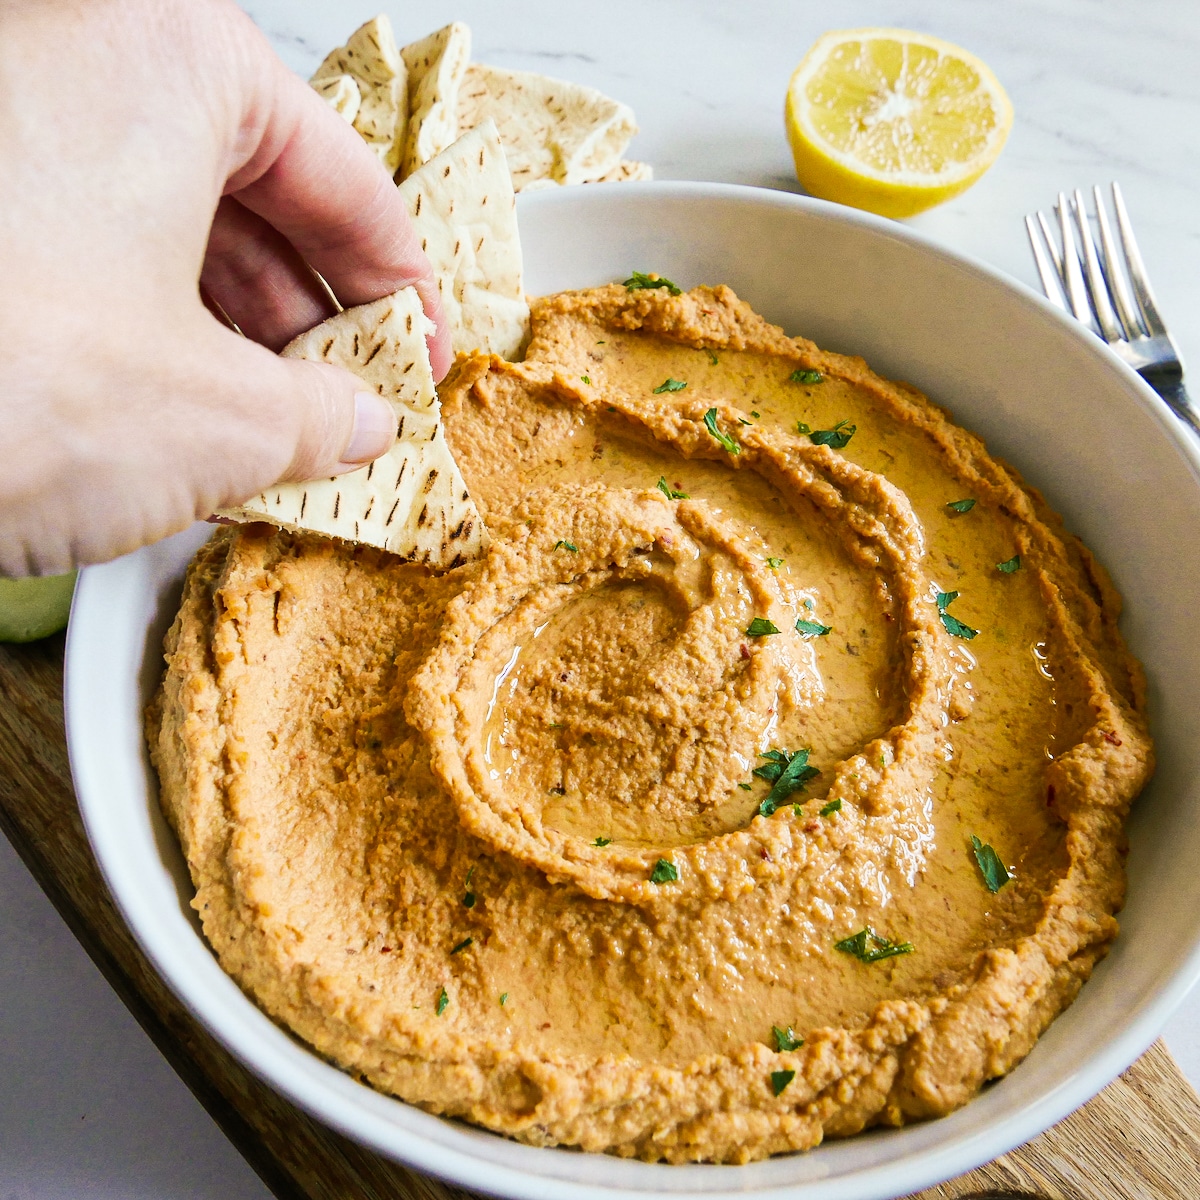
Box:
[1103,730,1123,746]
[760,848,771,861]
[739,643,751,660]
[804,820,820,833]
[1046,784,1056,808]
[380,946,392,953]
[540,1022,552,1030]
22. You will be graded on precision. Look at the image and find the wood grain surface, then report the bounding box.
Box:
[2,634,1198,1200]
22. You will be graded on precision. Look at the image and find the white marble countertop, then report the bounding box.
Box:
[3,1,1198,1196]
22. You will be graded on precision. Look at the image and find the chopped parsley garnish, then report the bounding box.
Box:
[772,1025,803,1052]
[997,554,1022,574]
[745,617,780,637]
[450,937,473,955]
[790,368,823,385]
[738,782,753,790]
[738,417,752,426]
[936,590,978,640]
[754,748,820,815]
[766,557,784,569]
[593,837,612,847]
[806,420,857,449]
[657,476,689,500]
[751,410,760,418]
[553,539,579,552]
[463,866,476,908]
[703,408,741,454]
[834,927,914,963]
[793,803,803,817]
[650,858,678,884]
[707,350,719,366]
[499,992,509,1006]
[946,498,976,513]
[820,798,842,816]
[795,618,831,637]
[771,1069,796,1096]
[624,271,681,295]
[971,836,1011,893]
[580,374,591,385]
[436,987,449,1015]
[653,377,687,394]
[463,893,476,908]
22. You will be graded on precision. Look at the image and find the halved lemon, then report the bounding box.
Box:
[785,28,1013,218]
[0,572,76,643]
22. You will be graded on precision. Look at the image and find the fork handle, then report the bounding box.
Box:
[1151,378,1200,441]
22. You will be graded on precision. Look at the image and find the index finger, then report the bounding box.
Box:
[224,55,452,378]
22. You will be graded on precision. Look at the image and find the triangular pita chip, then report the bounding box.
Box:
[593,159,653,183]
[397,121,529,359]
[455,63,637,191]
[312,74,361,125]
[218,290,487,567]
[311,15,408,174]
[399,22,471,178]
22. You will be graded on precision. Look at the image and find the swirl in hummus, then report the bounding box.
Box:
[149,283,1152,1163]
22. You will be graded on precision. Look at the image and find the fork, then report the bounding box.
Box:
[1025,183,1197,438]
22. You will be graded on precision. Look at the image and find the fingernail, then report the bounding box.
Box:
[340,392,395,467]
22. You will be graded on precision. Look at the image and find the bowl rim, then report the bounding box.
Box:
[65,179,1200,1200]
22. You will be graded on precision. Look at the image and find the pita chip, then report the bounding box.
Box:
[593,159,654,183]
[455,63,637,191]
[397,121,529,359]
[399,22,471,178]
[311,15,408,174]
[218,289,487,568]
[312,74,361,125]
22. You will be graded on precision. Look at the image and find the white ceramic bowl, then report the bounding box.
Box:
[66,183,1200,1199]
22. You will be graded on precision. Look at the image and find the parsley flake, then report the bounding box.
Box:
[463,893,476,908]
[754,748,820,815]
[499,992,509,1006]
[707,350,719,366]
[772,1025,803,1052]
[807,420,857,450]
[771,1069,796,1096]
[463,866,476,908]
[946,498,976,514]
[936,590,978,640]
[766,557,784,569]
[624,271,681,295]
[593,837,612,847]
[820,798,842,816]
[581,374,591,385]
[796,618,832,637]
[653,377,687,394]
[751,410,761,418]
[971,836,1011,892]
[553,540,579,552]
[436,987,449,1015]
[738,782,753,790]
[703,408,741,454]
[450,937,473,955]
[796,421,811,434]
[657,476,689,500]
[650,858,678,884]
[997,554,1022,574]
[790,368,823,385]
[834,927,914,963]
[745,617,780,637]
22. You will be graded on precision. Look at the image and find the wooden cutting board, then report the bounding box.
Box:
[2,633,1199,1200]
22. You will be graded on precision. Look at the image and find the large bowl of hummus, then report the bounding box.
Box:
[66,183,1200,1199]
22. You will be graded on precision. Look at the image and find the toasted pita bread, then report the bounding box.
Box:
[311,74,361,125]
[311,15,408,174]
[455,63,637,191]
[218,290,487,567]
[399,22,471,178]
[594,159,654,183]
[397,121,528,359]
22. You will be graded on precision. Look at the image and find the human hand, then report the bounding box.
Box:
[0,0,451,576]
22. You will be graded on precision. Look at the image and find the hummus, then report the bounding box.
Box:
[149,283,1153,1163]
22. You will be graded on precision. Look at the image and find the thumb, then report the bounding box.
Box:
[187,328,399,515]
[272,357,398,482]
